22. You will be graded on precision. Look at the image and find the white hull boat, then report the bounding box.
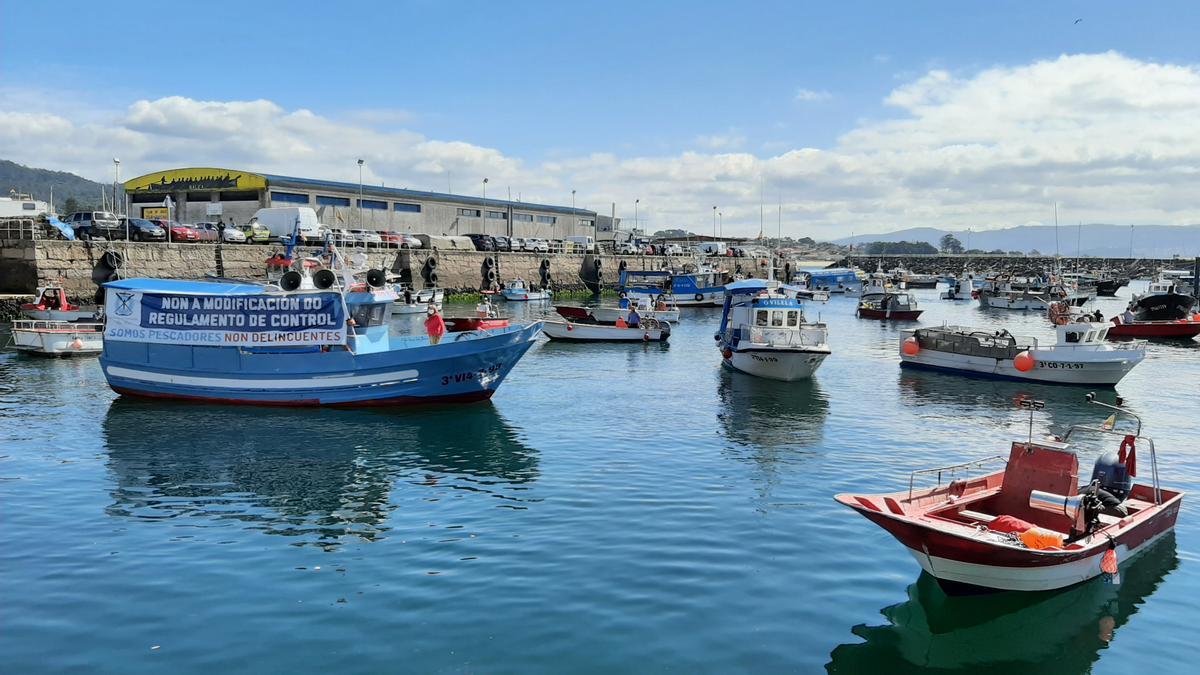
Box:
[10,320,104,356]
[899,323,1144,386]
[542,319,670,342]
[718,279,831,381]
[500,279,552,302]
[589,306,680,323]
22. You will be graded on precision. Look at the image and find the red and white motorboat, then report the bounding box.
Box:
[1106,315,1200,340]
[836,397,1183,593]
[20,285,98,321]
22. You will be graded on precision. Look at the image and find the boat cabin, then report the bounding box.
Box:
[719,279,825,349]
[1056,322,1110,345]
[345,289,397,354]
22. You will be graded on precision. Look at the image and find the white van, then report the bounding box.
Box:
[250,207,322,242]
[696,241,727,256]
[565,235,595,253]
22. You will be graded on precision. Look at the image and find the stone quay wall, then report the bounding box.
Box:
[0,239,744,302]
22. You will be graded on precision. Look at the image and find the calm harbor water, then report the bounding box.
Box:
[2,283,1198,673]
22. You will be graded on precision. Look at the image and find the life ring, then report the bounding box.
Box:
[694,293,704,302]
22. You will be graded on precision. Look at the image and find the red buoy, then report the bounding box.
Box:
[902,337,920,356]
[1014,351,1036,372]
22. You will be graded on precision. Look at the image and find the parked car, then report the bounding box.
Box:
[67,211,122,240]
[251,207,322,242]
[466,233,496,251]
[376,231,402,247]
[665,243,684,256]
[615,241,638,255]
[238,220,272,244]
[528,238,550,253]
[349,229,383,246]
[509,237,527,252]
[491,235,511,252]
[327,228,354,244]
[119,217,166,242]
[396,233,422,249]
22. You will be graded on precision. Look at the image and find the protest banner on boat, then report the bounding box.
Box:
[105,290,348,347]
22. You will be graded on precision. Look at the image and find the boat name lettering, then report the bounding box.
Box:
[1038,362,1084,369]
[441,363,502,386]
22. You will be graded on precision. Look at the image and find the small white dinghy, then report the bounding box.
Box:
[542,318,670,342]
[9,320,104,356]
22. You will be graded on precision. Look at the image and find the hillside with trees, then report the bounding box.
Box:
[0,159,106,214]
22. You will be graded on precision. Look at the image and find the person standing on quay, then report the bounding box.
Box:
[425,303,446,344]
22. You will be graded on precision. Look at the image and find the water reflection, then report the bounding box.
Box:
[827,535,1178,674]
[896,368,1123,437]
[102,399,538,550]
[717,372,830,448]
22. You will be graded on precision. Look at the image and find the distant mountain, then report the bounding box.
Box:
[834,224,1200,259]
[0,159,107,212]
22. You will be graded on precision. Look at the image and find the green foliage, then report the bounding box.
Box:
[863,240,938,255]
[939,234,964,254]
[0,159,105,214]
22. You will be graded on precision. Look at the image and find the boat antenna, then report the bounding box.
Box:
[1017,397,1044,443]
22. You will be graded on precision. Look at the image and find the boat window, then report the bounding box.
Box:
[755,310,769,326]
[786,310,799,327]
[350,302,388,329]
[1085,330,1095,342]
[1097,328,1108,340]
[771,311,784,327]
[1065,330,1081,343]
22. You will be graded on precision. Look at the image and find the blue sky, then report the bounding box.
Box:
[3,1,1200,237]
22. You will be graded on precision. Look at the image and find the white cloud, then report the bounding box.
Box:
[794,88,833,103]
[4,52,1200,239]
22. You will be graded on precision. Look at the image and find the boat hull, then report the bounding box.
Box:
[627,289,723,307]
[542,320,669,342]
[899,350,1142,386]
[858,307,923,321]
[588,306,681,323]
[1107,319,1200,340]
[99,322,543,406]
[501,288,552,301]
[20,308,98,321]
[724,347,829,381]
[850,497,1181,593]
[12,324,103,356]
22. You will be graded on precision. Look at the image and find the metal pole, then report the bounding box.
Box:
[572,190,576,235]
[1129,225,1134,259]
[635,199,639,232]
[712,206,716,239]
[357,159,364,231]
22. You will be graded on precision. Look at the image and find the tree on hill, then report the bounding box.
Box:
[939,234,964,254]
[0,159,105,214]
[652,228,697,238]
[863,240,938,255]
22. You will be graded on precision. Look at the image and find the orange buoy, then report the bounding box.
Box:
[1014,350,1036,372]
[70,338,84,350]
[722,348,733,359]
[902,337,920,356]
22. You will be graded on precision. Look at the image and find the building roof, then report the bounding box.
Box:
[121,166,595,217]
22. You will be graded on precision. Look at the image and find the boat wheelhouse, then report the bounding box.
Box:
[20,285,99,322]
[899,322,1144,386]
[716,279,830,381]
[797,268,861,294]
[1129,279,1195,321]
[836,397,1184,593]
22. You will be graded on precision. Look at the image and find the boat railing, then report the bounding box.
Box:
[11,319,105,331]
[746,325,826,348]
[908,455,1008,501]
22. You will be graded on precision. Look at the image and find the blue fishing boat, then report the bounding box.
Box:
[795,267,861,294]
[619,266,729,306]
[99,263,542,406]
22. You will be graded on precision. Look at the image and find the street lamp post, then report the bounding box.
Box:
[483,177,488,200]
[571,189,577,235]
[718,211,722,238]
[712,206,717,239]
[634,199,639,233]
[114,158,125,238]
[357,159,364,230]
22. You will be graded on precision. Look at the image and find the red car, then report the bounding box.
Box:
[376,231,402,246]
[150,219,199,242]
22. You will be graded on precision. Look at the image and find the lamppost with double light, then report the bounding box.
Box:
[357,159,364,230]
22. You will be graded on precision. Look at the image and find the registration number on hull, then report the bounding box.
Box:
[1039,362,1084,369]
[441,363,503,386]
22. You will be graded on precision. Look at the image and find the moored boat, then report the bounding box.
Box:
[542,317,670,342]
[716,279,830,381]
[899,323,1144,386]
[391,283,444,314]
[20,285,99,321]
[98,250,542,406]
[9,319,104,356]
[858,292,923,321]
[1128,279,1195,322]
[499,278,552,302]
[619,266,729,306]
[835,396,1184,593]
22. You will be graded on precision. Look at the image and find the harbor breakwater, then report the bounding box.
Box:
[835,254,1184,277]
[0,239,740,301]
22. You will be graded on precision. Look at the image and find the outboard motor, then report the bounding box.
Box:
[1091,450,1133,501]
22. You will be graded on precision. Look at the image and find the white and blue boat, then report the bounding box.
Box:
[795,267,861,295]
[716,279,831,381]
[619,266,729,306]
[99,260,542,406]
[499,278,552,302]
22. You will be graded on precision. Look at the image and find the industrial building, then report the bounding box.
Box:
[122,167,598,240]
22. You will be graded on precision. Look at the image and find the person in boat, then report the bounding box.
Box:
[618,292,630,309]
[425,303,446,345]
[655,296,668,311]
[1121,306,1137,325]
[627,306,641,328]
[1092,309,1104,322]
[403,288,413,305]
